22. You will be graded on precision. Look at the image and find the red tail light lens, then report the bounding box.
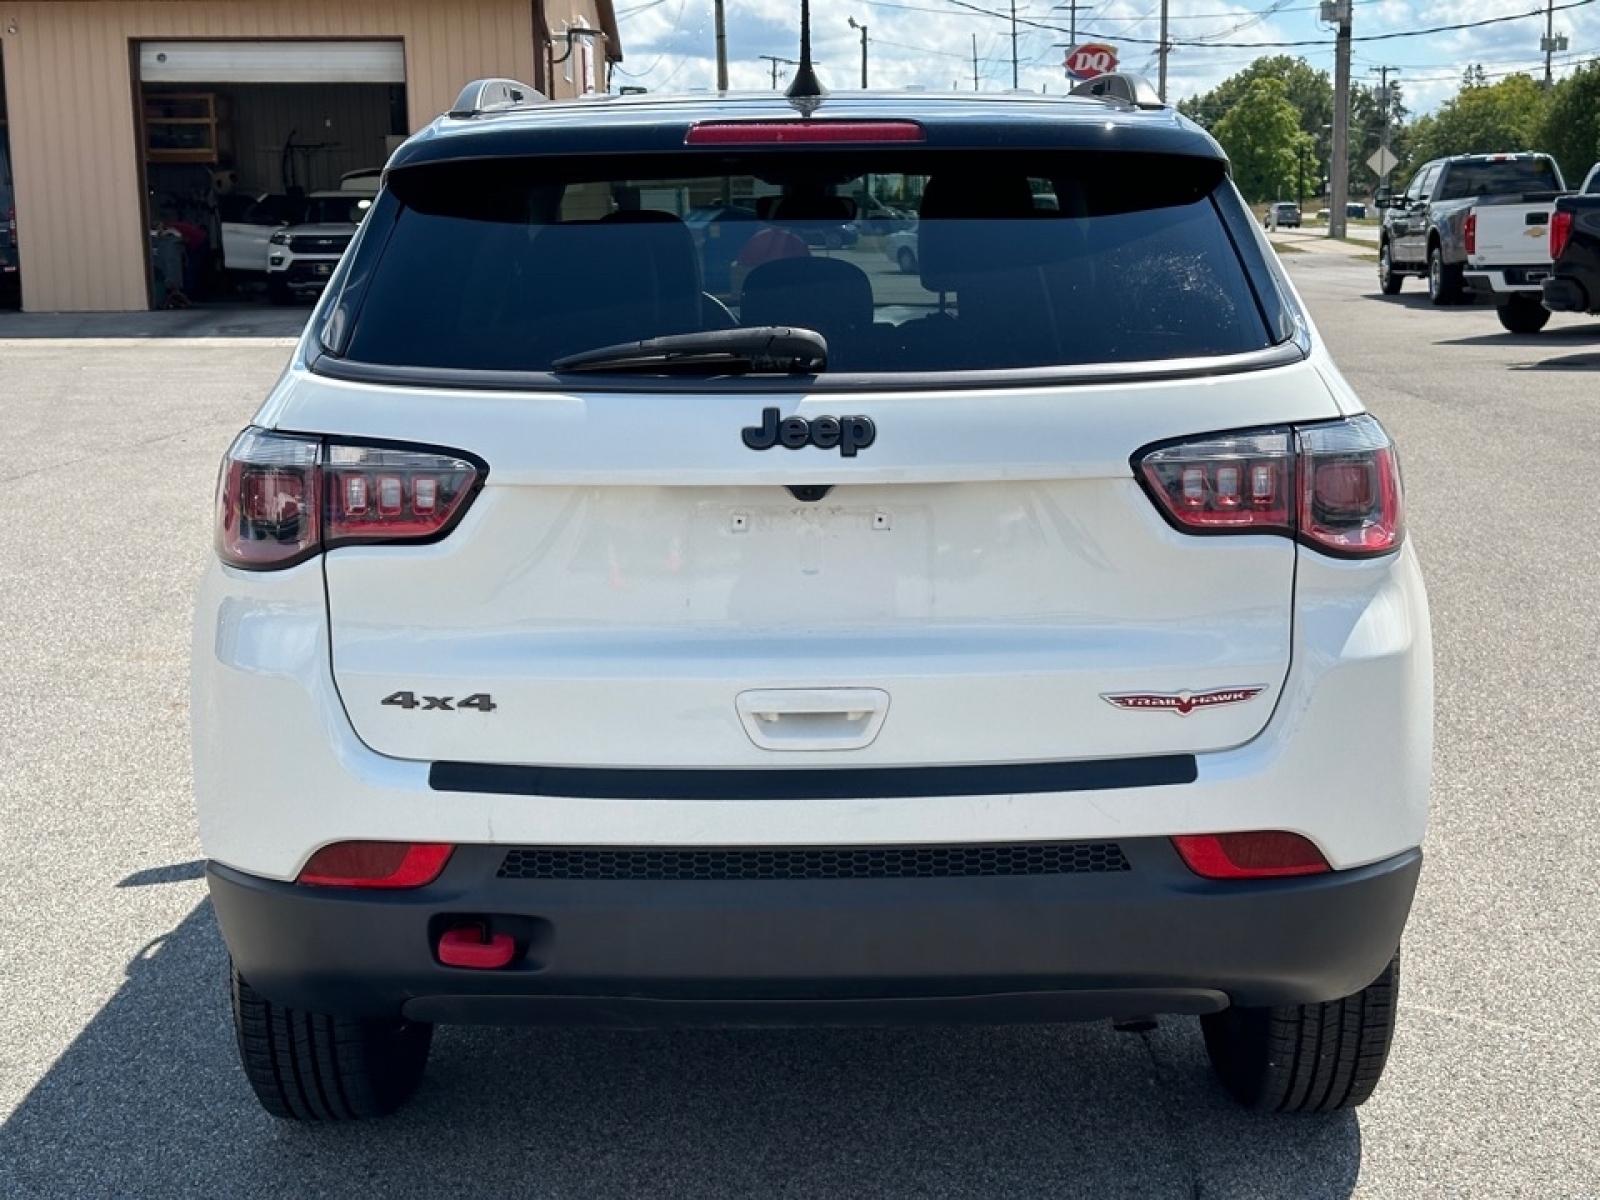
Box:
[1464,211,1476,256]
[215,430,485,570]
[216,430,322,569]
[1551,210,1572,260]
[1135,414,1402,558]
[1296,416,1403,556]
[1137,429,1293,532]
[324,442,482,545]
[1172,832,1330,879]
[298,841,454,888]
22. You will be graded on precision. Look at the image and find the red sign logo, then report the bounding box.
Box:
[1102,686,1265,716]
[1064,43,1119,81]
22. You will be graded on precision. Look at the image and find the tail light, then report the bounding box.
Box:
[686,120,925,145]
[1464,211,1476,256]
[5,207,15,248]
[1551,210,1572,260]
[215,429,485,570]
[297,841,454,888]
[1172,832,1330,879]
[1135,414,1403,558]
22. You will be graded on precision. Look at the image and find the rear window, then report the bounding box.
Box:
[331,149,1290,376]
[1437,158,1562,201]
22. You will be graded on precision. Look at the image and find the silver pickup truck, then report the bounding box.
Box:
[1377,153,1566,309]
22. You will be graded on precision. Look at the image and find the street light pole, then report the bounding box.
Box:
[848,16,869,88]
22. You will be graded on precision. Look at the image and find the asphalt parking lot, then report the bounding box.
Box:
[1,257,1597,1198]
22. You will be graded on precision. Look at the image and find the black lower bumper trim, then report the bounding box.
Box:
[403,989,1230,1027]
[429,755,1199,801]
[208,841,1421,1025]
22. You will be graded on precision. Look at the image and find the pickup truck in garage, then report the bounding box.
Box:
[1541,163,1600,321]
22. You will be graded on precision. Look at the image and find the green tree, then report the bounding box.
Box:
[1213,78,1307,203]
[1406,74,1549,166]
[1179,55,1332,141]
[1539,61,1600,185]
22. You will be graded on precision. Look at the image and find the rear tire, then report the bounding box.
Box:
[230,964,433,1121]
[1201,951,1400,1113]
[1427,245,1463,305]
[1497,295,1551,334]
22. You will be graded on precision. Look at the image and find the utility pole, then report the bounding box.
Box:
[1158,0,1170,101]
[713,0,728,90]
[1326,0,1351,240]
[972,33,980,90]
[1051,1,1095,45]
[1004,0,1017,88]
[759,55,797,89]
[848,16,868,88]
[1540,0,1568,88]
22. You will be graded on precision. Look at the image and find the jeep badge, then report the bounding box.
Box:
[741,407,876,457]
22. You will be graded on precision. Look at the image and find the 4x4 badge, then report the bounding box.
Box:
[1102,686,1265,716]
[742,407,876,457]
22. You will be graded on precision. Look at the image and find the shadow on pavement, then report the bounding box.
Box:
[0,899,1363,1199]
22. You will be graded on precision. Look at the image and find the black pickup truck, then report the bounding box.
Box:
[1541,164,1600,318]
[1377,153,1566,305]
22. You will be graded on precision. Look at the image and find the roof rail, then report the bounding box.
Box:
[1069,72,1164,111]
[449,78,546,119]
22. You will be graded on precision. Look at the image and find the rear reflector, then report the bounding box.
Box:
[1171,832,1330,879]
[686,120,925,145]
[297,842,454,888]
[1551,210,1572,260]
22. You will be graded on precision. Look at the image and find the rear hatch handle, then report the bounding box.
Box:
[736,688,890,751]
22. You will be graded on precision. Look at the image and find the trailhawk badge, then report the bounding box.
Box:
[1102,686,1266,716]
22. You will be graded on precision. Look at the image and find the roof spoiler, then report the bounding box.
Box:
[449,78,547,119]
[1069,72,1165,110]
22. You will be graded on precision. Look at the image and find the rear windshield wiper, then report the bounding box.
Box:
[551,327,828,375]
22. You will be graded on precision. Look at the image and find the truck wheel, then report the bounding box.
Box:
[1497,295,1551,334]
[1200,951,1400,1113]
[897,246,918,274]
[230,964,433,1121]
[1378,243,1403,295]
[1426,245,1463,305]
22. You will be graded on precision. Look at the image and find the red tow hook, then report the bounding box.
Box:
[437,925,517,969]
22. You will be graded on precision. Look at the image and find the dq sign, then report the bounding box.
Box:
[1064,43,1119,81]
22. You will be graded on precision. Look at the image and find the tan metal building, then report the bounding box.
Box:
[0,0,621,311]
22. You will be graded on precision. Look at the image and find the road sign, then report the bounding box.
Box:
[1367,147,1399,178]
[1063,43,1118,81]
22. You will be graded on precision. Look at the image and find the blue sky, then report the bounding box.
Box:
[607,0,1599,119]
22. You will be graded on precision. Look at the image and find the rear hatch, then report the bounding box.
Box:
[300,111,1330,769]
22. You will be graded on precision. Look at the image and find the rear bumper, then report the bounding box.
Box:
[1540,275,1590,313]
[209,841,1421,1025]
[1464,267,1551,296]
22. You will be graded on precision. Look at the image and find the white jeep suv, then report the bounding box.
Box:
[194,75,1431,1121]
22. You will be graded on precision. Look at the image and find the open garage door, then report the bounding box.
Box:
[137,40,406,308]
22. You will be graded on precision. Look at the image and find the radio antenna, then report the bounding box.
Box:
[785,0,827,111]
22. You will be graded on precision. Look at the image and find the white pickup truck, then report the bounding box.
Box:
[1463,164,1571,333]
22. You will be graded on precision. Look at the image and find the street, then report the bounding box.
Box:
[1,259,1597,1198]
